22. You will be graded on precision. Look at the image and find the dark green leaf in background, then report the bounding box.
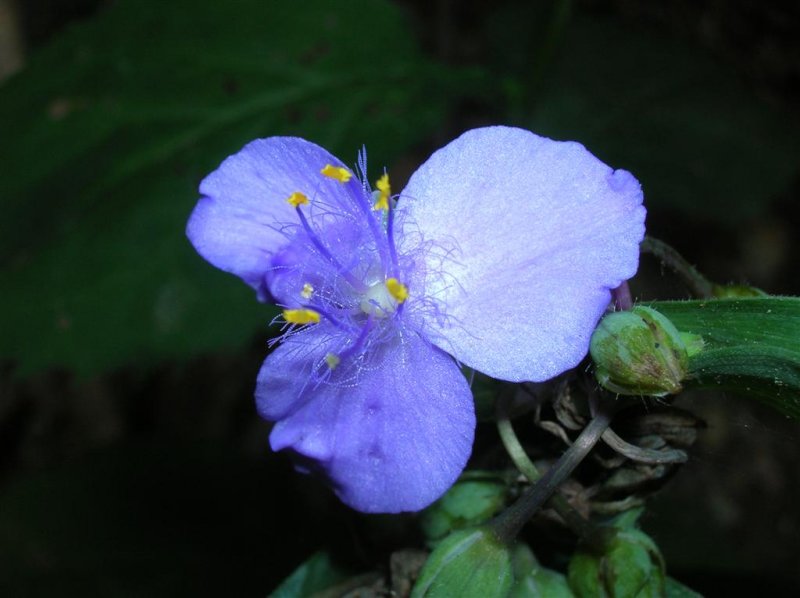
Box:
[0,442,310,596]
[0,0,469,375]
[521,14,799,224]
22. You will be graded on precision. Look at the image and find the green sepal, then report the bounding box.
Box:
[420,473,509,547]
[411,527,514,598]
[653,297,800,419]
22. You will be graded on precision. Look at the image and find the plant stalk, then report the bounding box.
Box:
[493,401,615,543]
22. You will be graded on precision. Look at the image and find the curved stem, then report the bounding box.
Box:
[492,400,616,543]
[601,427,688,464]
[496,415,542,482]
[496,410,590,536]
[641,236,714,298]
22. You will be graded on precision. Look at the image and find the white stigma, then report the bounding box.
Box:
[359,281,396,317]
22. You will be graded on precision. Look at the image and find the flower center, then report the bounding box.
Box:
[360,281,397,317]
[279,165,408,340]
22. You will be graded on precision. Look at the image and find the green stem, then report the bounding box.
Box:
[492,401,615,543]
[496,410,590,536]
[641,236,714,298]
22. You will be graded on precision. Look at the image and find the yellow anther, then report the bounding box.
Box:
[286,191,309,207]
[373,173,391,211]
[325,353,341,370]
[321,164,352,183]
[282,309,321,325]
[386,278,408,304]
[301,283,314,299]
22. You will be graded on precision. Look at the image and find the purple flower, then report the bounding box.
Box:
[186,126,645,513]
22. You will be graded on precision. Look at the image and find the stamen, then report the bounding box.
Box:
[325,353,341,369]
[373,173,391,211]
[386,196,400,276]
[386,278,408,303]
[294,206,368,293]
[338,316,375,362]
[283,309,321,324]
[286,192,309,207]
[321,164,352,183]
[301,283,314,299]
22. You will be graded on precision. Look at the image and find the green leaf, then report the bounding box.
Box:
[652,297,800,419]
[526,15,799,225]
[270,552,351,598]
[0,0,464,375]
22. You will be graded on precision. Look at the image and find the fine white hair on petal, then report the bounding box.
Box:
[396,125,646,383]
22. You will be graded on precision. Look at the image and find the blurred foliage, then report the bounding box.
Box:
[489,5,799,224]
[0,441,311,595]
[0,0,475,376]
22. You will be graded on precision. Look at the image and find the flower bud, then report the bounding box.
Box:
[590,306,699,397]
[568,526,666,597]
[411,528,514,597]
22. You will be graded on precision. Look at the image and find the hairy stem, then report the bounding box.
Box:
[611,281,633,311]
[641,236,714,298]
[492,400,615,543]
[601,426,688,464]
[496,409,590,536]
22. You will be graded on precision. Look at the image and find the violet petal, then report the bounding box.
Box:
[186,137,355,300]
[257,326,475,513]
[397,126,646,382]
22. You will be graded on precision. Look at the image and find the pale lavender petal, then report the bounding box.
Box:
[397,126,646,382]
[256,326,475,513]
[186,137,355,299]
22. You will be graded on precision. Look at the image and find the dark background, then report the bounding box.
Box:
[1,0,799,595]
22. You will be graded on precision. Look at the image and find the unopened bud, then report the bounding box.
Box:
[590,306,700,397]
[411,528,513,597]
[568,524,666,597]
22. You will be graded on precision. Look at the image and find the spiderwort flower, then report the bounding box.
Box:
[186,126,645,513]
